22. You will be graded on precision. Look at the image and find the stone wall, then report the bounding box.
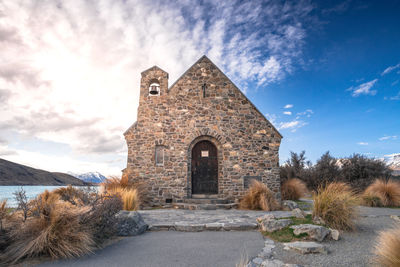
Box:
[124,56,282,206]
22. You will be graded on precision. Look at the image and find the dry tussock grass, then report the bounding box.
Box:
[239,180,280,211]
[281,178,308,200]
[1,190,93,264]
[374,226,400,267]
[313,182,359,230]
[364,179,400,207]
[102,171,144,211]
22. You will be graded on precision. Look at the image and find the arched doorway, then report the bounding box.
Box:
[191,140,218,194]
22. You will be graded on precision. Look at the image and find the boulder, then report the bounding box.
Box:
[290,224,330,242]
[115,211,148,236]
[282,200,298,210]
[312,216,326,225]
[259,217,292,232]
[390,215,400,223]
[329,229,340,240]
[283,241,327,254]
[291,208,306,219]
[257,214,276,223]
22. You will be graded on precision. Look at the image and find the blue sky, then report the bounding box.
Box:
[0,0,399,175]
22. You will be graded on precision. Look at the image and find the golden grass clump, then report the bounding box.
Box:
[362,192,383,207]
[313,182,359,230]
[239,180,280,211]
[281,178,308,200]
[364,179,400,207]
[101,170,145,211]
[109,187,140,211]
[2,190,93,263]
[0,200,8,230]
[374,226,400,267]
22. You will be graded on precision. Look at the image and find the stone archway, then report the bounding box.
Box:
[187,135,223,198]
[191,140,218,194]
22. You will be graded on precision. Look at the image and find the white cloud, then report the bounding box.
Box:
[283,111,292,115]
[284,104,293,109]
[277,120,307,132]
[265,113,277,125]
[347,79,378,97]
[389,91,400,100]
[0,0,315,173]
[379,135,398,141]
[357,142,368,146]
[297,109,313,117]
[381,63,400,76]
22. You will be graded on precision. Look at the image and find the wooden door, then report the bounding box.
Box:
[191,140,218,194]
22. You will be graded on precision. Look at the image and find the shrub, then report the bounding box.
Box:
[53,185,95,206]
[312,182,359,230]
[1,191,94,264]
[364,179,400,207]
[280,151,392,192]
[281,178,308,200]
[13,187,29,222]
[239,180,279,211]
[81,194,122,244]
[362,192,383,207]
[374,226,400,267]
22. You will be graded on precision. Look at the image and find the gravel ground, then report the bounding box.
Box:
[271,208,400,267]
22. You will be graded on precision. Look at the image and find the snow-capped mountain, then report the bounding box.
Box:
[382,153,400,175]
[68,172,107,184]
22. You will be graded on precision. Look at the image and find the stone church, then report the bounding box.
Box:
[123,56,282,207]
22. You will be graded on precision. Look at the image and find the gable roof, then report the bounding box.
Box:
[169,55,283,138]
[141,65,169,78]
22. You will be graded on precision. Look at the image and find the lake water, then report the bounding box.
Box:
[0,186,98,207]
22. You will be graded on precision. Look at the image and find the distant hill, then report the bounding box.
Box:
[0,158,87,186]
[69,172,107,184]
[382,153,400,176]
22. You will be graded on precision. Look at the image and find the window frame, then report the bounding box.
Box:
[155,145,164,166]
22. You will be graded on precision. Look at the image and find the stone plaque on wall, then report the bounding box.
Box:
[243,176,261,189]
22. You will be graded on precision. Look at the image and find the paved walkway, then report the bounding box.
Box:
[38,231,264,267]
[139,209,292,231]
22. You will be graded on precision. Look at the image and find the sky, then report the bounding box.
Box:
[0,0,399,176]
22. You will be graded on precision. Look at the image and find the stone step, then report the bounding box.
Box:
[172,202,238,210]
[183,198,230,204]
[191,194,219,199]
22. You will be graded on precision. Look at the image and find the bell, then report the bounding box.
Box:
[149,85,159,95]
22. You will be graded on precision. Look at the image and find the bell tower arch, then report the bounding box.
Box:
[140,66,169,101]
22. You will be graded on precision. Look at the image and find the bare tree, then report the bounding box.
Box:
[13,187,29,222]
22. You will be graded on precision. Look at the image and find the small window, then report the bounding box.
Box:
[155,145,164,166]
[149,82,160,96]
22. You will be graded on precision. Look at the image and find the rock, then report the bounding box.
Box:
[390,215,400,223]
[312,216,326,225]
[283,200,298,210]
[283,241,327,254]
[174,222,205,232]
[259,217,292,232]
[257,214,276,223]
[115,211,148,236]
[292,208,306,219]
[329,229,340,240]
[290,224,330,242]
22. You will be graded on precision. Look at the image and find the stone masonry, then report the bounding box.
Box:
[123,55,282,206]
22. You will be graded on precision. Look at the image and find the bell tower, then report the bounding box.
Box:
[139,66,169,102]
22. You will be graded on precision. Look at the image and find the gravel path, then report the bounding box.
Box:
[270,208,400,267]
[38,231,264,267]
